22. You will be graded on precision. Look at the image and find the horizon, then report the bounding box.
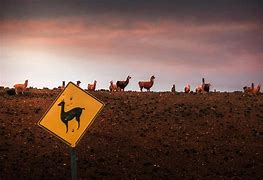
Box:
[1,78,261,93]
[1,0,262,92]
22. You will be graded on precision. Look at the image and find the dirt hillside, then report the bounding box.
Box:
[0,89,263,179]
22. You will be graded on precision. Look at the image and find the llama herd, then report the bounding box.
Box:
[108,75,156,92]
[9,76,261,95]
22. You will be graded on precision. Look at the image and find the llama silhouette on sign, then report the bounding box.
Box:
[58,100,85,133]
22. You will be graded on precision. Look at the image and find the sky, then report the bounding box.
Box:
[0,0,262,91]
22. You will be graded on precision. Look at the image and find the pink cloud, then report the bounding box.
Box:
[1,17,262,81]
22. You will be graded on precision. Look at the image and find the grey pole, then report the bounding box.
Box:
[70,148,77,180]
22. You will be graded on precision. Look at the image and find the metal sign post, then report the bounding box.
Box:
[70,148,77,180]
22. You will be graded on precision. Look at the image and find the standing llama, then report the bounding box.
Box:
[109,81,117,92]
[202,78,211,93]
[58,81,65,89]
[171,84,176,92]
[138,75,155,92]
[88,80,97,91]
[58,100,85,133]
[253,84,261,94]
[185,84,190,93]
[196,78,211,93]
[243,83,261,94]
[76,81,81,87]
[116,76,131,91]
[14,80,28,95]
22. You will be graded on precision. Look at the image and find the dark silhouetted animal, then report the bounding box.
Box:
[171,84,176,92]
[58,100,85,133]
[138,75,155,92]
[196,78,211,93]
[58,81,65,89]
[76,81,81,87]
[116,76,131,91]
[202,78,211,93]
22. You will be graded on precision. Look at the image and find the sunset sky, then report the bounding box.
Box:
[1,0,262,91]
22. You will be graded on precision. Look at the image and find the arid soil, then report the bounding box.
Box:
[0,89,263,179]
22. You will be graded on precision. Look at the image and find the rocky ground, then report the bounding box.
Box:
[0,88,263,179]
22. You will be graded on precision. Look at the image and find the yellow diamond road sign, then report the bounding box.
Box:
[38,82,105,147]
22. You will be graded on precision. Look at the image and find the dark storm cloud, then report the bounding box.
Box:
[1,0,262,24]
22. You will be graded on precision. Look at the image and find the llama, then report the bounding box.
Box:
[58,100,85,133]
[109,81,117,92]
[253,84,261,94]
[14,80,28,95]
[116,76,131,91]
[196,78,211,93]
[76,81,81,87]
[244,83,261,94]
[171,84,176,92]
[138,75,155,92]
[88,80,97,91]
[185,84,190,93]
[58,81,65,89]
[202,78,211,93]
[195,85,203,93]
[243,83,254,93]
